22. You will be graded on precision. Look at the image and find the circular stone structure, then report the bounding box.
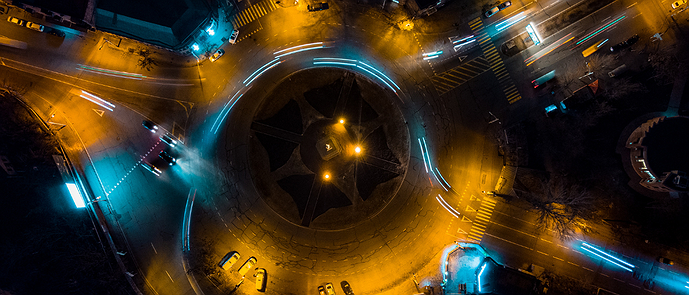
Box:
[247,67,409,230]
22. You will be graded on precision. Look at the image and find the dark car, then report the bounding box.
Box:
[658,257,674,265]
[340,281,354,295]
[160,133,178,147]
[318,286,326,295]
[485,1,511,18]
[141,161,161,176]
[46,28,65,37]
[142,120,159,133]
[158,150,177,166]
[610,34,639,52]
[308,2,329,11]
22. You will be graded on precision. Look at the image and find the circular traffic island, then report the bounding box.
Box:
[248,67,409,230]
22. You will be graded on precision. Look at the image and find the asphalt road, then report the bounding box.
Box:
[0,0,687,293]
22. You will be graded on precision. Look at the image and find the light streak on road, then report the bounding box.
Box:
[244,60,283,86]
[312,58,400,94]
[66,183,86,208]
[77,64,146,80]
[495,12,527,32]
[574,15,626,46]
[422,51,443,60]
[580,242,634,272]
[78,90,116,111]
[313,61,358,66]
[211,90,245,134]
[434,167,452,191]
[524,33,574,66]
[436,194,460,218]
[357,61,400,90]
[452,35,476,51]
[417,137,433,173]
[274,42,324,55]
[274,42,325,58]
[243,58,280,85]
[182,188,196,252]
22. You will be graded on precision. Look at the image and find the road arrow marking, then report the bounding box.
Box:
[457,227,469,234]
[93,109,104,117]
[466,205,477,212]
[470,194,480,201]
[461,216,472,223]
[459,55,468,62]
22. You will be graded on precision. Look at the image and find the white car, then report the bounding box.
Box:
[255,268,266,291]
[229,29,239,44]
[325,283,336,295]
[672,0,687,8]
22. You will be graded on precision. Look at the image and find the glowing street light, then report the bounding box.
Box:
[354,146,361,154]
[339,118,345,124]
[192,43,200,51]
[323,173,331,180]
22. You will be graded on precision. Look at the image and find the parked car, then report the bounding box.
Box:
[238,257,257,276]
[142,120,159,133]
[340,281,354,295]
[318,286,327,295]
[658,257,674,265]
[25,21,44,32]
[308,2,329,11]
[608,64,628,78]
[210,49,225,62]
[46,28,66,37]
[255,268,266,291]
[325,283,336,295]
[672,0,687,9]
[485,1,511,18]
[7,16,24,26]
[229,29,239,44]
[610,34,639,52]
[219,251,241,270]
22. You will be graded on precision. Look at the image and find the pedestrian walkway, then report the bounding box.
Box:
[469,17,522,104]
[230,0,279,29]
[431,56,491,95]
[466,196,497,242]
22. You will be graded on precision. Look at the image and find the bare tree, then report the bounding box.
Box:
[135,47,157,71]
[648,44,685,84]
[516,176,597,239]
[602,77,646,100]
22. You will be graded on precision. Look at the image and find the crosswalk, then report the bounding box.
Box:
[431,56,492,95]
[466,197,497,242]
[230,0,278,28]
[468,17,522,104]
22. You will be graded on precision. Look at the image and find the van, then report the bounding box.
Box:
[608,64,628,77]
[255,268,266,291]
[532,70,555,88]
[218,251,240,270]
[308,2,329,11]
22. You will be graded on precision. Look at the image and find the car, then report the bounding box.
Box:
[658,257,674,265]
[484,1,511,18]
[210,49,225,62]
[219,251,241,270]
[532,70,556,88]
[229,29,239,44]
[46,28,65,37]
[340,281,354,295]
[255,268,266,291]
[141,162,161,176]
[672,0,687,9]
[142,120,159,133]
[158,150,177,166]
[609,34,639,52]
[238,257,257,276]
[160,133,178,147]
[318,286,327,295]
[25,21,44,32]
[308,2,329,11]
[7,16,24,26]
[325,283,336,295]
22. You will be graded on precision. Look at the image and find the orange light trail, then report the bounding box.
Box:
[524,33,574,67]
